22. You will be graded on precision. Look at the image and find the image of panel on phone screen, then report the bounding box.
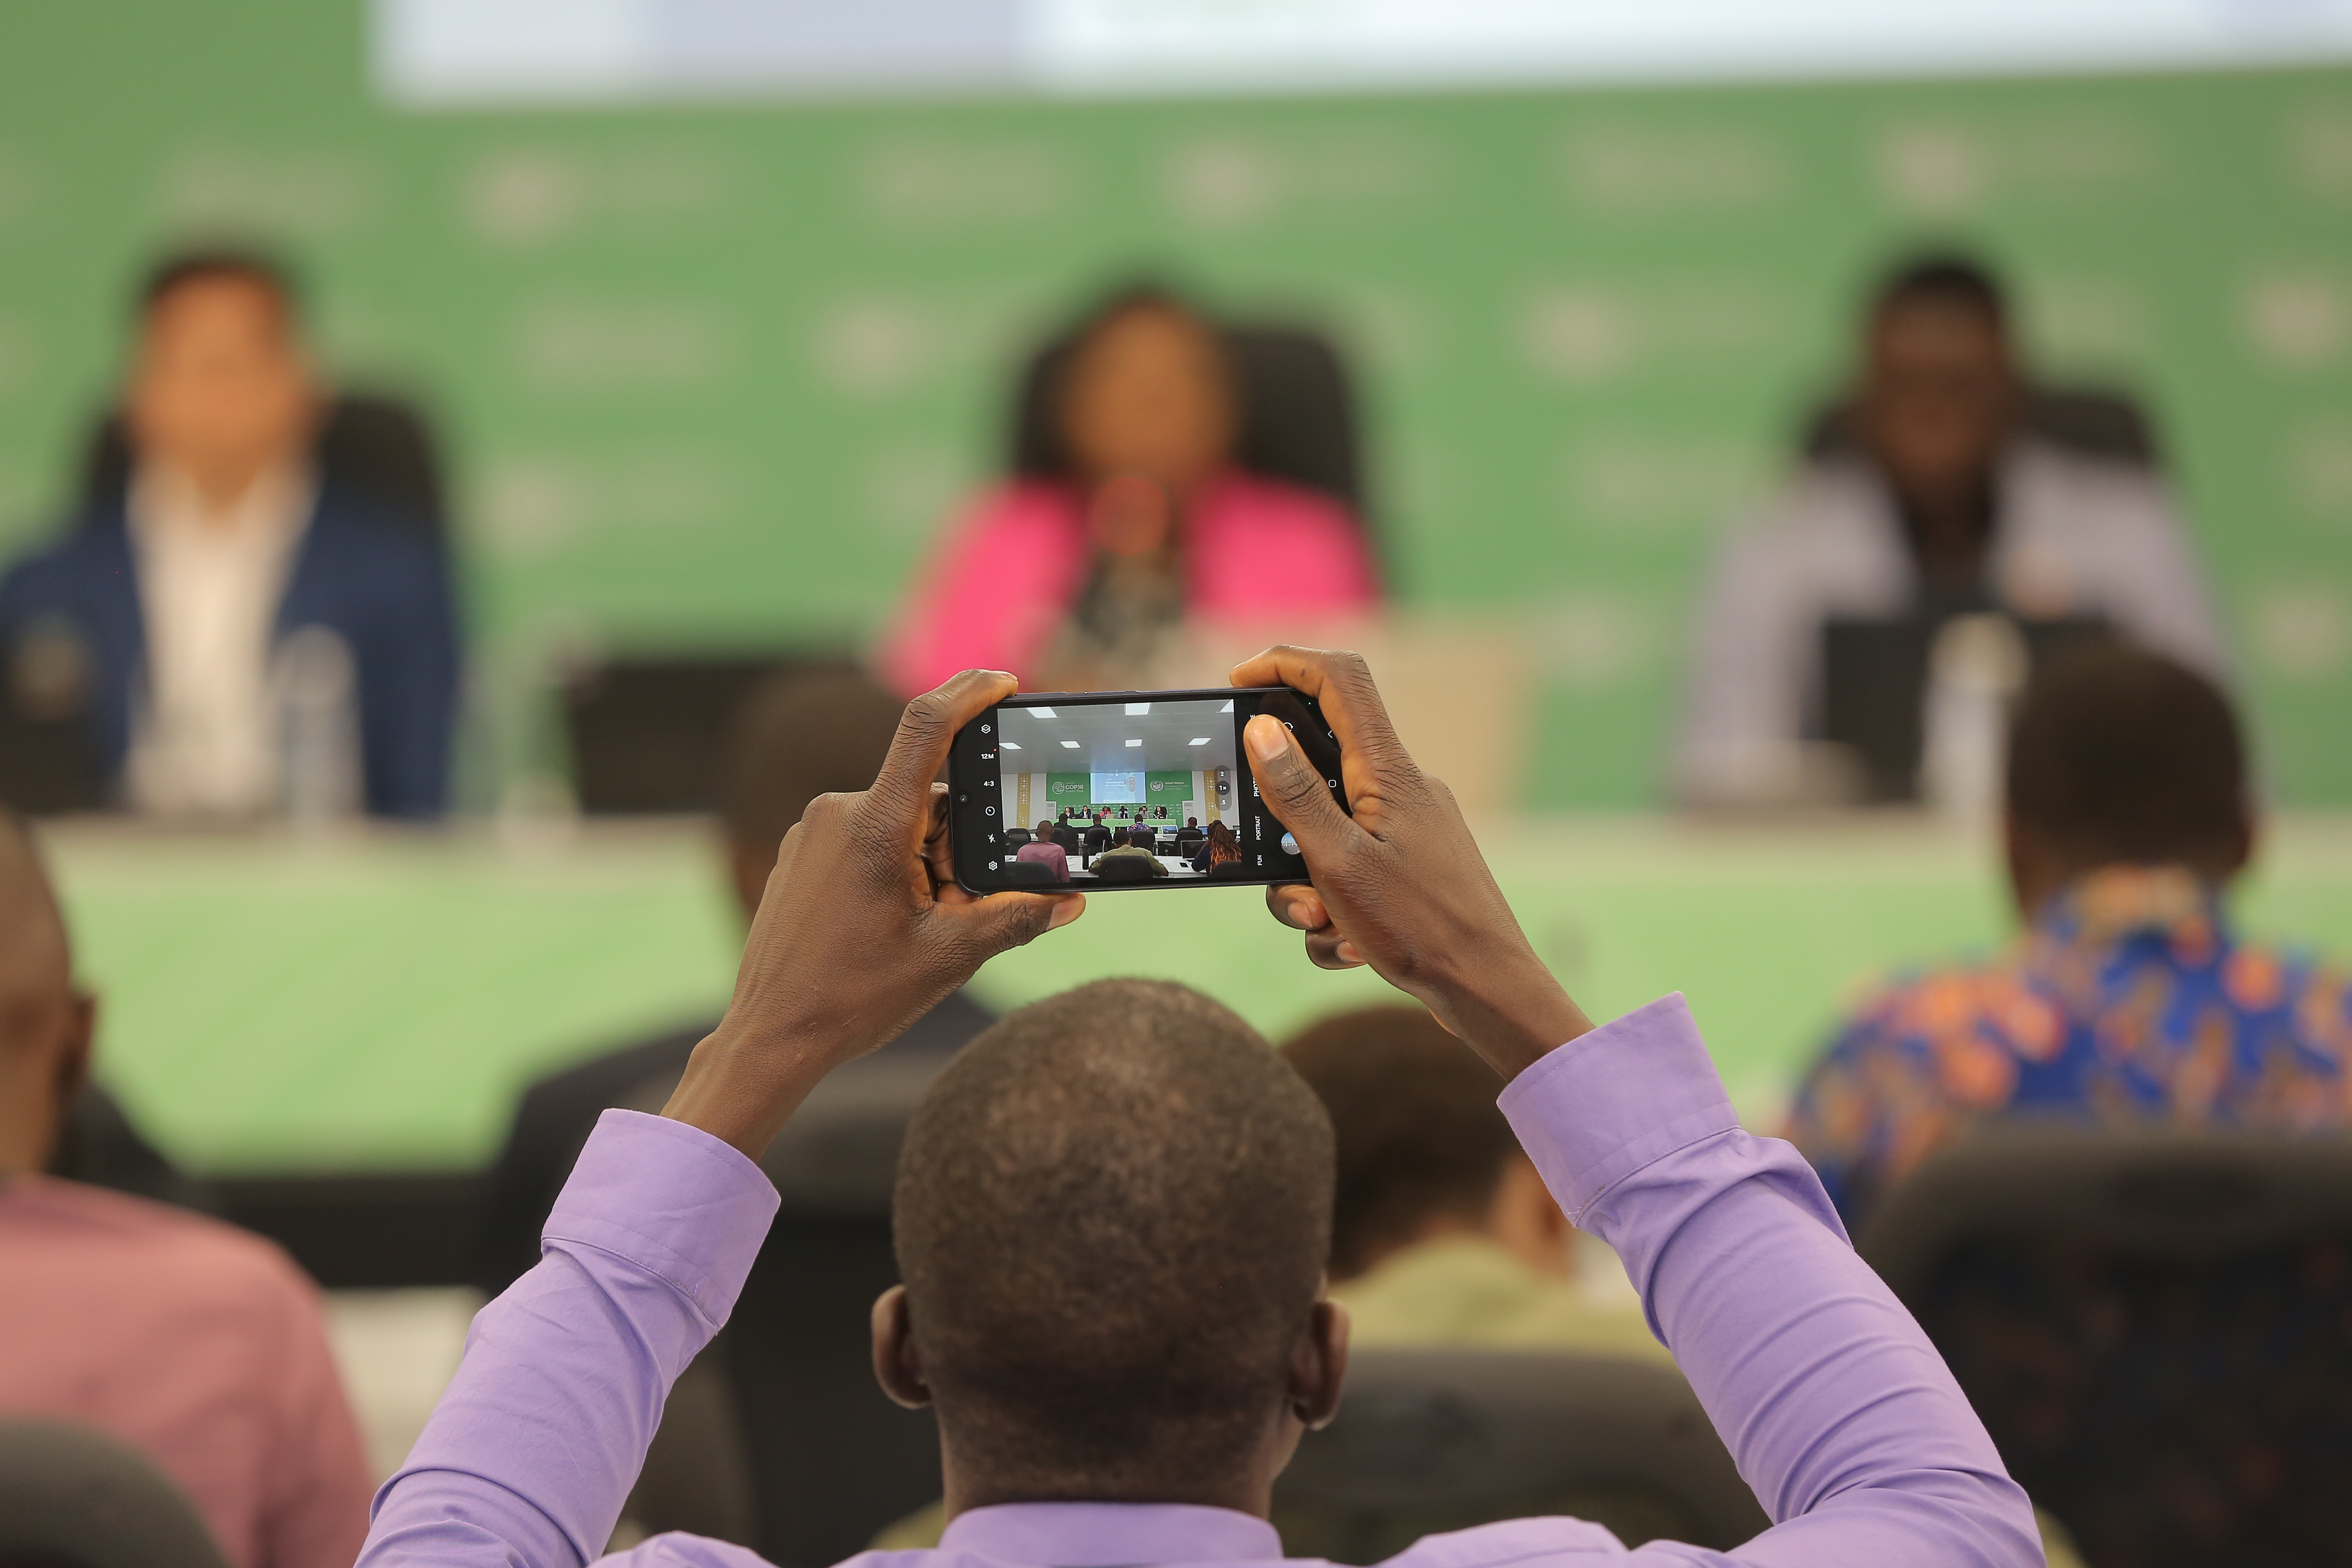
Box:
[947,688,1348,892]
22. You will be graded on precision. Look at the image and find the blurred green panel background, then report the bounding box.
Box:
[2,3,2348,809]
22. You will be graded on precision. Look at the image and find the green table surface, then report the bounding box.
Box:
[40,815,2352,1176]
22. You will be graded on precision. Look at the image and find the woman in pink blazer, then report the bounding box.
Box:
[879,288,1380,696]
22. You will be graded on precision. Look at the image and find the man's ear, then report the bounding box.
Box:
[871,1285,933,1411]
[1289,1298,1350,1432]
[2225,810,2257,884]
[1487,1155,1572,1277]
[54,989,96,1104]
[30,989,98,1176]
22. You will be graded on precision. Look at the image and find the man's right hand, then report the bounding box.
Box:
[662,669,1081,1159]
[1230,646,1592,1080]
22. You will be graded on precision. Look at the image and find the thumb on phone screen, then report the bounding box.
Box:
[1245,714,1357,860]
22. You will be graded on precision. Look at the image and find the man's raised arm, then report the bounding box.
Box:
[1235,646,2038,1568]
[358,671,1082,1568]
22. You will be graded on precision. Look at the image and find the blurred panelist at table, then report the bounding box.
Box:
[0,251,459,820]
[880,285,1380,695]
[1675,254,2225,807]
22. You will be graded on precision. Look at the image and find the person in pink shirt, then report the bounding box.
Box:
[879,288,1380,695]
[0,811,372,1568]
[1013,819,1070,882]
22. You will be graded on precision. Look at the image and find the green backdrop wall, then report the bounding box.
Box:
[4,4,2350,808]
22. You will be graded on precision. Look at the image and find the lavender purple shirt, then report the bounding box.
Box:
[359,993,2036,1568]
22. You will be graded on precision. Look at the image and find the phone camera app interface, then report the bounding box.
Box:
[987,697,1244,884]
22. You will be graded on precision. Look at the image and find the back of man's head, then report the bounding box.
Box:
[1280,1006,1517,1281]
[894,979,1334,1496]
[2007,644,2248,878]
[720,668,905,909]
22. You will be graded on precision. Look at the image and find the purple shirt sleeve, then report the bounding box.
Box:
[1498,993,2037,1567]
[358,1110,779,1568]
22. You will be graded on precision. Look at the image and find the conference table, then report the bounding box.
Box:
[42,813,2352,1178]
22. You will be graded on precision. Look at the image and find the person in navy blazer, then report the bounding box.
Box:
[0,252,458,819]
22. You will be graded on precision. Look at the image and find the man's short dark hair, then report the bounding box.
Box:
[894,979,1334,1493]
[139,248,301,324]
[720,667,906,858]
[2006,644,2247,872]
[1280,1005,1515,1281]
[1872,252,2007,331]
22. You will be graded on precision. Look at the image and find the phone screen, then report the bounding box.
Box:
[948,686,1347,892]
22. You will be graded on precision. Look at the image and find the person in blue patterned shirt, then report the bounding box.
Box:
[1788,644,2352,1229]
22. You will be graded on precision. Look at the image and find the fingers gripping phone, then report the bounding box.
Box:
[949,687,1349,891]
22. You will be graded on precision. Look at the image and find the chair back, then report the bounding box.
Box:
[561,655,858,814]
[1858,1127,2352,1567]
[0,1420,229,1568]
[1272,1350,1765,1561]
[1005,859,1058,885]
[1089,853,1157,883]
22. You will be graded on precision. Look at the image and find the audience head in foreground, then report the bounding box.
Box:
[1281,1004,1666,1361]
[2001,640,2249,914]
[1281,1005,1552,1282]
[0,811,372,1568]
[883,979,1341,1503]
[1790,644,2348,1227]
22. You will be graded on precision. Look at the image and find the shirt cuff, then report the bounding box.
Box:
[1497,992,1739,1225]
[543,1109,782,1327]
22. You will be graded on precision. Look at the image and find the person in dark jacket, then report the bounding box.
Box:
[0,251,458,818]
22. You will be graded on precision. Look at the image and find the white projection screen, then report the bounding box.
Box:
[377,0,2352,105]
[1088,772,1146,804]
